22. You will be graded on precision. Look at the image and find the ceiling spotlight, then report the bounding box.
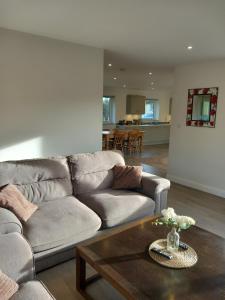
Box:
[108,63,112,67]
[113,77,117,80]
[187,45,193,50]
[123,84,126,88]
[149,72,152,75]
[151,87,155,90]
[151,82,154,85]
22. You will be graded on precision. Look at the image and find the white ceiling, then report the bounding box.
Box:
[1,0,225,89]
[104,65,174,90]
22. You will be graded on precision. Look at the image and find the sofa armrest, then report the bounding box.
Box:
[0,208,23,234]
[139,172,171,214]
[0,232,35,283]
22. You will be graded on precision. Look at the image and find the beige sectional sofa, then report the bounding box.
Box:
[0,150,170,274]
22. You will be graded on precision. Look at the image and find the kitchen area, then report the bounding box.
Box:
[102,91,172,176]
[115,123,170,146]
[102,55,174,176]
[103,93,171,146]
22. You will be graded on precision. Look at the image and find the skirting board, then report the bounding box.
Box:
[167,174,225,198]
[143,139,169,146]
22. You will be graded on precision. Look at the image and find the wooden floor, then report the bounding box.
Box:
[125,144,168,177]
[125,144,225,238]
[38,144,225,300]
[38,259,124,300]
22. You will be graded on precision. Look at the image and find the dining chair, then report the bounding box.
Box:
[137,131,144,152]
[113,132,127,151]
[102,135,107,150]
[127,132,140,153]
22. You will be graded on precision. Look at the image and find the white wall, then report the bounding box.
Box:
[103,86,172,123]
[168,60,225,198]
[0,28,103,161]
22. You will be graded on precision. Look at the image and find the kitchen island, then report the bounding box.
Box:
[115,124,170,145]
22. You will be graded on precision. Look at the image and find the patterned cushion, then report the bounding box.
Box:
[112,165,143,189]
[0,270,19,300]
[0,185,37,222]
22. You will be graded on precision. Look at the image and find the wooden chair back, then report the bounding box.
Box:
[113,132,126,151]
[127,132,140,153]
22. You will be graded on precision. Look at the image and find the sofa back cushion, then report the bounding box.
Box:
[68,150,125,195]
[0,157,72,203]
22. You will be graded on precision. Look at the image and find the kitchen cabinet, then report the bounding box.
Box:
[126,95,145,114]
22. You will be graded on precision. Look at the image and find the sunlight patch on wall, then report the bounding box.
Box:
[0,137,43,162]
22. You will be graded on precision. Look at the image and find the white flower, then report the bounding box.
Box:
[161,207,177,221]
[154,207,196,230]
[176,215,196,229]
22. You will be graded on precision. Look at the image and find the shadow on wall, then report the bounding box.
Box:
[0,137,43,161]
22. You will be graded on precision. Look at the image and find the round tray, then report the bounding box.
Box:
[149,239,198,269]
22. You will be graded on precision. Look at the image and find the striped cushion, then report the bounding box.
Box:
[0,270,18,300]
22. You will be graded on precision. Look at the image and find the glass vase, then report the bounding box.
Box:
[167,227,180,252]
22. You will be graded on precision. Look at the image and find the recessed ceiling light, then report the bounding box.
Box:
[113,77,117,80]
[108,63,112,67]
[123,84,126,88]
[151,82,154,85]
[149,72,152,75]
[187,45,193,50]
[151,87,155,90]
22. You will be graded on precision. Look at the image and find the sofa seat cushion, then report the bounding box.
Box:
[78,189,155,228]
[10,281,54,300]
[23,196,101,253]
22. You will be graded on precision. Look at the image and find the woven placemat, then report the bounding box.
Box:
[149,239,198,269]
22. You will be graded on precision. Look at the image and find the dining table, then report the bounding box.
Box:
[102,130,144,151]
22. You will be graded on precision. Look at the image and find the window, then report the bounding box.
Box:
[142,99,159,119]
[103,96,115,123]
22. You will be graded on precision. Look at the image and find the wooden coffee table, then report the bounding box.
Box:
[76,216,225,299]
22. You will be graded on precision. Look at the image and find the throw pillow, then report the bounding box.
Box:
[0,184,38,222]
[112,164,143,189]
[0,270,19,300]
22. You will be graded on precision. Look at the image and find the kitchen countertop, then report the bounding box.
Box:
[103,123,171,145]
[116,123,171,127]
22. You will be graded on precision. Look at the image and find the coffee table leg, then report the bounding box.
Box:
[76,251,86,291]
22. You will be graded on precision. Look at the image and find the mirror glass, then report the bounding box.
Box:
[192,95,211,121]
